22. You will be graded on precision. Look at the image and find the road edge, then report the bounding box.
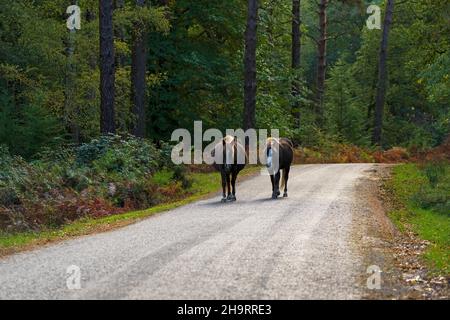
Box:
[351,164,448,300]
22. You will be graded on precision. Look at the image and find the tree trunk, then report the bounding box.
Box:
[316,0,328,127]
[243,0,258,131]
[292,0,301,128]
[99,0,116,134]
[372,0,394,146]
[131,0,147,138]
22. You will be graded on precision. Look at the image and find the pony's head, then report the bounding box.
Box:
[265,137,280,169]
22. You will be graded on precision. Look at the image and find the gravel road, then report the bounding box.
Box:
[0,164,377,299]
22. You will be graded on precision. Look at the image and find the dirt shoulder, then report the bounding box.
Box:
[352,164,448,300]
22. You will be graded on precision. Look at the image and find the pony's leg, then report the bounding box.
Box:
[221,171,227,202]
[226,173,232,200]
[272,171,281,199]
[270,175,275,193]
[230,171,237,201]
[275,171,281,196]
[283,167,290,197]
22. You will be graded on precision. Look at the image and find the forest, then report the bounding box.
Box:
[0,1,449,234]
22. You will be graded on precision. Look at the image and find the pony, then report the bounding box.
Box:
[212,136,247,202]
[264,137,294,199]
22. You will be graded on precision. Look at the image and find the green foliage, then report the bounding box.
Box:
[0,136,191,232]
[324,58,371,146]
[389,163,450,274]
[0,0,170,154]
[416,162,450,214]
[114,5,170,35]
[76,134,160,174]
[152,169,174,186]
[324,0,450,149]
[420,51,450,105]
[147,0,246,139]
[1,0,446,156]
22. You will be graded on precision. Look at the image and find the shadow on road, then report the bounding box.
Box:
[199,196,286,207]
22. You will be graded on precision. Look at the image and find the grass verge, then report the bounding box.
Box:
[0,166,261,257]
[387,163,450,275]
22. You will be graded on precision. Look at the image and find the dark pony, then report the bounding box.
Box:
[265,137,294,199]
[212,136,247,202]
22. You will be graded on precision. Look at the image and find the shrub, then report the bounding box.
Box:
[0,136,193,233]
[415,161,450,215]
[422,161,446,187]
[173,165,192,189]
[113,179,159,209]
[0,95,64,160]
[373,147,410,163]
[152,170,174,186]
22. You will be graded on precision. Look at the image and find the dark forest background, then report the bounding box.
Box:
[0,0,448,160]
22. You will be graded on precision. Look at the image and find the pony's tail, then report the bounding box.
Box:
[280,169,286,191]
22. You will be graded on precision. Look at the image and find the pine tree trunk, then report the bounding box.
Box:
[99,0,116,134]
[316,0,328,127]
[292,0,301,128]
[243,0,258,131]
[131,0,147,138]
[372,0,394,146]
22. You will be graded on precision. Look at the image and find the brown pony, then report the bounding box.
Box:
[265,137,294,199]
[212,136,247,202]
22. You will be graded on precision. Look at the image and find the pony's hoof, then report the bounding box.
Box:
[227,195,236,202]
[221,198,227,203]
[277,190,281,196]
[272,193,279,199]
[283,192,288,198]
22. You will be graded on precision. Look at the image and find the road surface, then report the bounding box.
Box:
[0,164,378,299]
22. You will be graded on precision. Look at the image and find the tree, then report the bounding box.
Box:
[1,0,447,157]
[131,0,147,138]
[243,0,258,131]
[316,0,328,126]
[115,0,127,67]
[99,0,116,134]
[291,0,301,127]
[372,0,394,145]
[64,3,80,144]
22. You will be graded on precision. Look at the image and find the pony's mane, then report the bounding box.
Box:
[212,135,247,163]
[219,135,245,150]
[266,137,294,153]
[223,135,235,144]
[266,137,280,145]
